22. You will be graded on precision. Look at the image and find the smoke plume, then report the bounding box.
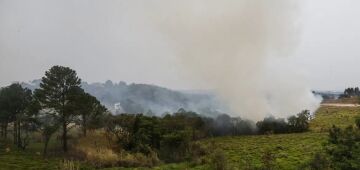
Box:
[141,0,321,120]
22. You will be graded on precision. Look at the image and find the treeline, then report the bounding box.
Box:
[256,110,311,134]
[341,87,360,98]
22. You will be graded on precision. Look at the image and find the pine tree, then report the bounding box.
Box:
[35,66,81,152]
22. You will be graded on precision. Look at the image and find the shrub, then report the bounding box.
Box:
[70,130,160,168]
[307,153,331,170]
[187,141,210,166]
[325,125,360,170]
[256,117,288,134]
[355,116,360,129]
[211,149,228,170]
[69,131,117,167]
[160,130,191,162]
[260,149,277,170]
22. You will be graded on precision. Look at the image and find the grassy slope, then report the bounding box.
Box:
[202,133,326,169]
[153,106,360,170]
[310,106,360,132]
[0,106,359,170]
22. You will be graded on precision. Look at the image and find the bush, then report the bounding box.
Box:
[325,125,360,170]
[260,149,277,170]
[256,117,288,134]
[70,130,160,168]
[307,153,331,170]
[257,110,311,135]
[355,116,360,129]
[117,151,160,168]
[187,141,210,166]
[69,132,119,167]
[211,149,228,170]
[159,130,191,162]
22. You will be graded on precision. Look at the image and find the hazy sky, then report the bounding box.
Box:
[0,0,360,91]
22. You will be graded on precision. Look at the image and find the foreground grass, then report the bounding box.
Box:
[133,133,326,170]
[0,143,59,170]
[205,132,326,169]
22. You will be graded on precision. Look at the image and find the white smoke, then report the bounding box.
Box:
[135,0,321,120]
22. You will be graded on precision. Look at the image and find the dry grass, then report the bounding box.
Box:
[70,130,119,167]
[69,130,160,168]
[58,159,81,170]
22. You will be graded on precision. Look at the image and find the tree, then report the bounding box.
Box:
[36,113,60,155]
[288,110,311,133]
[0,87,11,138]
[256,116,288,134]
[0,83,37,149]
[75,91,107,137]
[35,65,81,152]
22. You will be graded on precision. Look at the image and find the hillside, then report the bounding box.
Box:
[21,80,225,116]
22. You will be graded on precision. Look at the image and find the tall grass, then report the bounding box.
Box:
[58,159,80,170]
[69,130,160,168]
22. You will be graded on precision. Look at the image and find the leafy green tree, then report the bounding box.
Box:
[34,66,81,152]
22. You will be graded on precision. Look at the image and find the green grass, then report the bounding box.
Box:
[203,132,327,169]
[0,143,59,170]
[310,106,360,132]
[146,133,327,170]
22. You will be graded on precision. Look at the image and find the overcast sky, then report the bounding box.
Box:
[0,0,360,91]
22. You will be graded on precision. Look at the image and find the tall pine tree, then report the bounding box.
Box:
[35,66,81,152]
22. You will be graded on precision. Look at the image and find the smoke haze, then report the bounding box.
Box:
[139,0,321,120]
[2,0,347,120]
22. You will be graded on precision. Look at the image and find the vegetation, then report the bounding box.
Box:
[257,110,311,134]
[341,87,360,98]
[310,106,360,132]
[1,66,360,170]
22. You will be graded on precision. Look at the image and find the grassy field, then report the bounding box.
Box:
[0,141,59,170]
[310,106,360,132]
[1,105,359,170]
